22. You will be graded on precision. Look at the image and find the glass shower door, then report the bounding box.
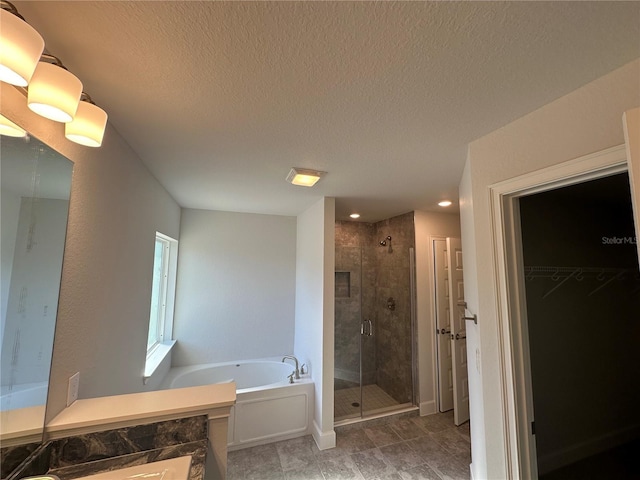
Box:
[335,244,416,422]
[359,245,378,417]
[334,246,364,421]
[361,244,416,417]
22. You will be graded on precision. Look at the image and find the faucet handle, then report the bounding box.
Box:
[288,371,295,384]
[300,363,307,375]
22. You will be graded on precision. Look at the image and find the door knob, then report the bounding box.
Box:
[440,328,451,335]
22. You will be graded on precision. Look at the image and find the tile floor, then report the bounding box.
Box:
[227,411,471,479]
[334,384,401,420]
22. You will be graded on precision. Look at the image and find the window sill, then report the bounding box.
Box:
[144,340,176,384]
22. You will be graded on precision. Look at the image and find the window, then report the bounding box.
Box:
[145,232,178,379]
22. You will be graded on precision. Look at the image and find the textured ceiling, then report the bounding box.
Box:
[12,1,640,222]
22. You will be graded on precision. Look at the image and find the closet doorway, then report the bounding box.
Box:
[490,144,639,478]
[519,172,640,478]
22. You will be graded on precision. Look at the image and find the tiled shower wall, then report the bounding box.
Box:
[334,212,416,405]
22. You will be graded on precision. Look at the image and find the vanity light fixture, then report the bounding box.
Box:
[65,93,108,147]
[286,167,326,187]
[350,213,361,219]
[27,57,83,122]
[0,113,26,137]
[0,0,45,87]
[438,200,453,207]
[0,1,108,146]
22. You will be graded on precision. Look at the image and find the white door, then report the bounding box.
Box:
[623,107,640,265]
[447,237,469,426]
[433,239,453,412]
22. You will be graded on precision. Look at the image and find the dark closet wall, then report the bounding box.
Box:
[520,173,640,473]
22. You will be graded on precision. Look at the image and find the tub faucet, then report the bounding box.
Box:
[282,355,300,379]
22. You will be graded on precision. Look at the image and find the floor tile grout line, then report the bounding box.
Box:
[229,412,470,480]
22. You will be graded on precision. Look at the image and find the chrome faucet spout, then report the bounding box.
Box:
[282,355,300,379]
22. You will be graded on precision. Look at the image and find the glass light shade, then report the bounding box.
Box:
[0,113,27,137]
[286,168,325,187]
[65,101,108,147]
[0,9,45,86]
[28,62,82,122]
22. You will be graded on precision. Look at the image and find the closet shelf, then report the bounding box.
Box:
[523,266,640,298]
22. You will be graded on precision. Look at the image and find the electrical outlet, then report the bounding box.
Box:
[67,372,80,406]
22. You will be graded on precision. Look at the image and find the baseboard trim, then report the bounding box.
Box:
[312,419,336,450]
[419,400,437,416]
[537,424,640,474]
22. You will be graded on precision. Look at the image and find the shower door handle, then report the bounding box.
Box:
[362,319,373,336]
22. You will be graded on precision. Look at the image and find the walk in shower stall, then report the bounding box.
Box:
[334,212,417,422]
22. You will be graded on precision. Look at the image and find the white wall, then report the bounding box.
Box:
[460,59,640,479]
[173,209,297,366]
[413,210,461,415]
[294,197,335,450]
[0,84,182,423]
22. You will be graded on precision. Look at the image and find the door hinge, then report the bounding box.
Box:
[531,421,536,435]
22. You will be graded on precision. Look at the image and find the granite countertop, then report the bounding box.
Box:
[7,416,209,480]
[48,440,207,480]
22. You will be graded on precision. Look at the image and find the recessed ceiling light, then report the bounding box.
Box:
[438,200,453,207]
[350,213,360,219]
[286,167,326,187]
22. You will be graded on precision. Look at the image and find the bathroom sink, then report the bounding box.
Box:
[70,455,192,480]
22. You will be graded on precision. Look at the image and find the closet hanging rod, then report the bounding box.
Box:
[524,266,636,279]
[524,265,640,299]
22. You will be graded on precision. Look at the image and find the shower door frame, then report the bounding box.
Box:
[358,245,418,420]
[334,244,418,423]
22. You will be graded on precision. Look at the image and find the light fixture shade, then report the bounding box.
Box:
[0,113,27,137]
[0,9,45,86]
[286,167,326,187]
[27,62,82,122]
[65,101,108,147]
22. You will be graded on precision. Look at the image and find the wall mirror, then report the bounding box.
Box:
[0,132,73,463]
